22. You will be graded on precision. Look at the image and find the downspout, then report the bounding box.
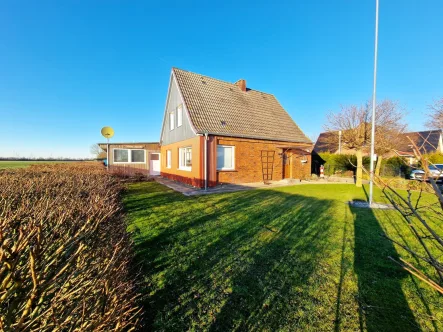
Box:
[204,133,208,190]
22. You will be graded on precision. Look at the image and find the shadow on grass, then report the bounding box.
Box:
[125,182,420,331]
[351,205,419,332]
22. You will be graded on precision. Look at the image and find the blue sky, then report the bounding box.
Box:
[1,0,442,158]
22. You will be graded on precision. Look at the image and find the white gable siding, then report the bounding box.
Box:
[161,75,196,145]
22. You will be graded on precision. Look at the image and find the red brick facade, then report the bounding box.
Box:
[211,136,312,185]
[160,135,312,188]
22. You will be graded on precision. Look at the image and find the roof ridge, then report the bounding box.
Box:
[172,67,274,96]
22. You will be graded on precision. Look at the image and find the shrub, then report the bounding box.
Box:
[0,164,141,330]
[422,152,443,165]
[381,156,411,178]
[318,152,370,176]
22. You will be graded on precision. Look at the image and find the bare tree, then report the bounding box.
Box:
[372,137,443,294]
[373,100,407,176]
[324,100,407,186]
[90,144,105,159]
[425,97,443,130]
[325,104,370,187]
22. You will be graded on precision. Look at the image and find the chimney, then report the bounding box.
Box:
[235,79,246,92]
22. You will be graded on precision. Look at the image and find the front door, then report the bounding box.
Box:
[150,153,161,176]
[283,151,291,179]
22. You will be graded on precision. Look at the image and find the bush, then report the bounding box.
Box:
[318,152,370,176]
[0,164,141,330]
[422,152,443,165]
[381,156,411,178]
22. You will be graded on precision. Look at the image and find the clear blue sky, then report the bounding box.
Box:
[1,0,442,158]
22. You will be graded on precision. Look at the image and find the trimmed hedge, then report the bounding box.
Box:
[0,163,141,330]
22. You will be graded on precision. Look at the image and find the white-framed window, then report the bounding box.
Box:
[217,145,235,170]
[113,149,146,164]
[166,150,172,168]
[177,105,183,127]
[169,112,175,130]
[178,147,192,171]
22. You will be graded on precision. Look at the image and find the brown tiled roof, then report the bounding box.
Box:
[397,130,441,154]
[173,68,311,144]
[313,132,337,153]
[314,130,442,154]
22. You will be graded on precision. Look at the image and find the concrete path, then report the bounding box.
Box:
[155,177,367,196]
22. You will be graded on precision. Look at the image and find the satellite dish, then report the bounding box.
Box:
[101,126,114,140]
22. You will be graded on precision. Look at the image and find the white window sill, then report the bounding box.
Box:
[217,168,236,171]
[166,166,171,169]
[178,167,192,172]
[113,162,146,164]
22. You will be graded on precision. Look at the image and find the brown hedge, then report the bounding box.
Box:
[0,163,141,331]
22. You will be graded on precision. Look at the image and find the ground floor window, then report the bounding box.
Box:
[217,145,235,170]
[179,147,192,171]
[166,150,171,168]
[113,149,146,163]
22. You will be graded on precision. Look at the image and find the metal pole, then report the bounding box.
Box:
[107,138,109,171]
[369,0,379,206]
[204,133,208,190]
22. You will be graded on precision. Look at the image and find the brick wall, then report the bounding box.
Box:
[215,136,312,185]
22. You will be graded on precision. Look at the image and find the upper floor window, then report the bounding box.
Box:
[217,145,235,170]
[113,149,145,163]
[169,112,175,130]
[177,105,183,127]
[179,147,192,171]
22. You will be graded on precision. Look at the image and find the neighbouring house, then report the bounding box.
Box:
[160,68,312,188]
[313,130,443,166]
[98,142,160,176]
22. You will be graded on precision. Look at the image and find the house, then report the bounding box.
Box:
[159,68,312,188]
[313,130,443,165]
[98,142,160,175]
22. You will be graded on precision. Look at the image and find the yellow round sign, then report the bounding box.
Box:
[101,126,114,139]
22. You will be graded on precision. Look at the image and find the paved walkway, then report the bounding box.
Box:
[155,176,366,196]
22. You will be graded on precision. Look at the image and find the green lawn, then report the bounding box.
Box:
[0,160,68,169]
[124,182,443,331]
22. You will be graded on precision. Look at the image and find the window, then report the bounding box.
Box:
[113,149,145,163]
[217,145,235,170]
[177,105,183,127]
[114,149,129,163]
[166,150,171,168]
[169,112,175,130]
[131,150,145,162]
[179,147,192,171]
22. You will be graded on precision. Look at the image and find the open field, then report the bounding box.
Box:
[0,160,69,169]
[125,182,443,331]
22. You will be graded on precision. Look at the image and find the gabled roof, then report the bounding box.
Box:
[313,130,442,155]
[172,68,311,144]
[398,130,441,154]
[313,132,337,153]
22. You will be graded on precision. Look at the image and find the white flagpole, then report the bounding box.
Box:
[369,0,379,206]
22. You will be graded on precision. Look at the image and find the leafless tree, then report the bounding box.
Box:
[372,100,408,176]
[425,97,443,130]
[90,143,105,159]
[324,100,406,186]
[372,137,443,294]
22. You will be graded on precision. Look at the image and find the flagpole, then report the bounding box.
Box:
[369,0,379,206]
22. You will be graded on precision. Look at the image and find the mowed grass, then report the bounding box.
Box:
[0,161,67,169]
[124,182,443,331]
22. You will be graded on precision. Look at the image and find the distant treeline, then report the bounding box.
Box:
[0,157,95,161]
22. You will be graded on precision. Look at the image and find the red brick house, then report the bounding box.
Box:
[160,68,313,188]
